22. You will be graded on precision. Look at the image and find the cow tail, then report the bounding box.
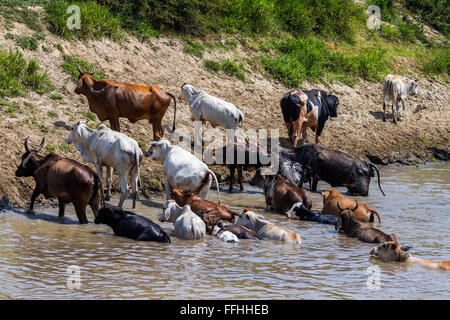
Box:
[206,169,221,204]
[370,163,385,196]
[166,92,177,132]
[92,172,105,206]
[370,209,382,224]
[238,111,244,128]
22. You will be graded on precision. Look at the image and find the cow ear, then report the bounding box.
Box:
[401,245,412,252]
[164,207,171,221]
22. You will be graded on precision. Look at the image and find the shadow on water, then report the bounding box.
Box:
[4,205,80,225]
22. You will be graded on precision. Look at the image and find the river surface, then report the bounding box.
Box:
[0,162,449,300]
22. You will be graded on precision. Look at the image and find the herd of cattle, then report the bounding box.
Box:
[13,68,450,270]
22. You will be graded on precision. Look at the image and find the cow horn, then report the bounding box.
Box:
[90,67,95,76]
[24,136,30,153]
[337,200,343,211]
[35,137,45,153]
[352,201,359,211]
[78,66,82,74]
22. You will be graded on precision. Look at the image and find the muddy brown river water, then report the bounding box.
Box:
[0,162,449,299]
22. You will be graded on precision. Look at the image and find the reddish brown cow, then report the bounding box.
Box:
[74,67,176,140]
[170,188,240,222]
[15,137,103,224]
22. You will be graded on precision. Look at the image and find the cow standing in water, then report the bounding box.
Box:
[15,137,103,224]
[74,67,177,140]
[280,89,339,147]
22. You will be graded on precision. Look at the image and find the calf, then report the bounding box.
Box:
[280,89,339,147]
[383,74,418,124]
[371,241,450,271]
[336,201,395,243]
[234,209,301,244]
[321,189,381,223]
[94,204,170,242]
[286,202,337,225]
[249,170,312,214]
[15,137,103,224]
[160,201,206,240]
[171,188,239,222]
[66,121,145,208]
[145,139,220,203]
[212,225,240,243]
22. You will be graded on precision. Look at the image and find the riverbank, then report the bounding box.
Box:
[0,7,448,207]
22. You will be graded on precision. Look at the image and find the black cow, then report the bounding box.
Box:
[293,143,385,197]
[286,203,337,225]
[95,204,171,243]
[280,89,339,147]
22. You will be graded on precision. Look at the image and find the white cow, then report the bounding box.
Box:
[212,225,240,243]
[145,139,221,203]
[234,209,302,244]
[178,83,244,132]
[160,201,206,240]
[66,121,143,208]
[383,74,418,123]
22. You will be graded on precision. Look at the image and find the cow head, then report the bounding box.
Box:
[15,136,45,177]
[95,204,121,225]
[234,208,265,229]
[325,94,339,118]
[335,200,359,231]
[144,139,172,162]
[66,121,87,145]
[279,161,303,186]
[74,66,96,95]
[177,83,199,103]
[370,241,411,262]
[408,80,418,96]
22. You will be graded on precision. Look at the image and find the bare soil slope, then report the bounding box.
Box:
[1,17,448,206]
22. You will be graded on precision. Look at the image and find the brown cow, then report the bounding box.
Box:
[249,170,312,214]
[74,67,176,140]
[336,201,395,243]
[170,188,240,222]
[371,241,450,271]
[321,189,381,223]
[15,137,103,224]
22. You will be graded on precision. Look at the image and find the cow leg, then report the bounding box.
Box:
[117,171,129,208]
[58,198,65,217]
[382,100,386,122]
[164,176,170,201]
[110,117,120,132]
[28,188,41,213]
[311,176,319,191]
[151,118,163,141]
[89,189,101,218]
[391,100,397,124]
[229,165,235,193]
[400,99,406,118]
[301,127,307,145]
[130,166,139,209]
[315,134,320,145]
[73,202,88,224]
[238,166,244,192]
[105,166,112,201]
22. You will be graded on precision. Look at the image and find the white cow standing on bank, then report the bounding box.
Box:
[178,83,244,142]
[66,121,144,208]
[383,74,418,124]
[145,139,221,203]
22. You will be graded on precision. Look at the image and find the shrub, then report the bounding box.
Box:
[204,58,248,81]
[45,0,124,41]
[0,48,53,97]
[183,39,205,58]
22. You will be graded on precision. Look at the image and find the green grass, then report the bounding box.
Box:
[1,4,45,32]
[258,37,390,87]
[204,58,248,81]
[81,111,97,121]
[47,110,58,118]
[420,46,450,75]
[45,0,124,41]
[45,144,56,153]
[183,39,205,58]
[0,48,53,97]
[62,54,108,82]
[50,93,64,100]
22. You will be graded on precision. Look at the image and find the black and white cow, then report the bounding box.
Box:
[280,89,339,147]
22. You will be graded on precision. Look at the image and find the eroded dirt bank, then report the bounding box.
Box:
[0,19,448,207]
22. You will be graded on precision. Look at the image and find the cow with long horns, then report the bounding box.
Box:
[15,137,103,224]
